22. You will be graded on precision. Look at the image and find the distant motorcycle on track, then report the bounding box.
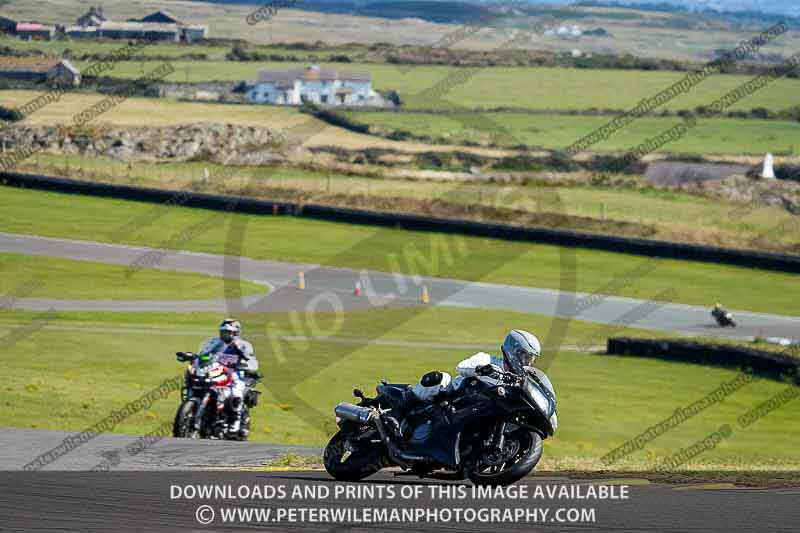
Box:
[712,304,737,328]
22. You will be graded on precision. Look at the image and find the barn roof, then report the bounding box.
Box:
[139,10,182,24]
[99,21,179,33]
[16,22,53,32]
[257,65,370,84]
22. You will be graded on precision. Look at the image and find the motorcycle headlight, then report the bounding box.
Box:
[549,412,558,431]
[524,379,553,417]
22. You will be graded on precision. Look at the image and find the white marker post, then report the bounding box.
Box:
[762,152,776,179]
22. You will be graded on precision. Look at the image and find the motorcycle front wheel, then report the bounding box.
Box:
[467,428,543,486]
[173,400,197,438]
[324,429,386,482]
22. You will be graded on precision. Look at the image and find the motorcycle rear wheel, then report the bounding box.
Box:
[324,430,385,482]
[173,400,197,438]
[467,429,543,486]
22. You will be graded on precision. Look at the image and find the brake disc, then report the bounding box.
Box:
[482,439,521,467]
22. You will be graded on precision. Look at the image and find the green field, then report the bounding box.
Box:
[17,153,800,254]
[71,60,800,113]
[4,87,798,158]
[0,185,797,315]
[4,0,800,62]
[347,111,800,155]
[1,307,797,470]
[0,35,360,62]
[0,35,231,60]
[0,252,267,300]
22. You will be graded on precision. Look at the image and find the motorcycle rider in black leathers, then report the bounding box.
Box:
[394,330,549,426]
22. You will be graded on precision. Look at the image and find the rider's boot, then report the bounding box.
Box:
[228,397,243,437]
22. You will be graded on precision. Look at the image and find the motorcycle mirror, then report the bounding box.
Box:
[353,388,365,399]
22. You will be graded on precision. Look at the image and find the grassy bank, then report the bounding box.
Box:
[0,252,267,300]
[12,155,800,255]
[1,308,797,470]
[347,111,800,155]
[0,185,797,315]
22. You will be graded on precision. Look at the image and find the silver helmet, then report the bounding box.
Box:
[501,329,541,373]
[219,318,241,342]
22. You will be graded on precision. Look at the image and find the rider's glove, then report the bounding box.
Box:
[475,364,495,377]
[501,373,518,385]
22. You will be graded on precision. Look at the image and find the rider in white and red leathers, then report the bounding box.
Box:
[198,319,258,435]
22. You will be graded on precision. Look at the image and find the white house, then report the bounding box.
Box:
[246,65,386,107]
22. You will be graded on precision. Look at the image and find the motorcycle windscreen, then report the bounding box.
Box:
[528,367,556,399]
[524,377,556,419]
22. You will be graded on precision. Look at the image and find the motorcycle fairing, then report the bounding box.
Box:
[405,387,501,469]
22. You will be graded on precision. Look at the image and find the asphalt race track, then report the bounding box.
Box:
[2,467,798,532]
[0,427,320,471]
[2,429,798,531]
[3,233,799,532]
[2,232,799,341]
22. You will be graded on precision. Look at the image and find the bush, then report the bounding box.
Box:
[232,81,249,94]
[386,130,411,141]
[544,150,578,172]
[0,105,23,122]
[773,164,800,183]
[750,107,771,120]
[587,154,644,174]
[300,102,370,134]
[328,54,352,63]
[492,155,543,172]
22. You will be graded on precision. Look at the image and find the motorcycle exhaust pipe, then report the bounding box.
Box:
[334,402,376,425]
[334,403,425,469]
[372,414,426,469]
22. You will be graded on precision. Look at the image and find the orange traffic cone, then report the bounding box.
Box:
[297,271,306,290]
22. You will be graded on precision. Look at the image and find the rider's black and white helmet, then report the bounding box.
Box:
[501,329,541,371]
[219,318,241,342]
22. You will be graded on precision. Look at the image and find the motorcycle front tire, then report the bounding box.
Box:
[173,400,197,438]
[467,429,543,487]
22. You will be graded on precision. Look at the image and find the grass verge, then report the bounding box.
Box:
[0,185,797,315]
[0,252,267,300]
[1,308,798,470]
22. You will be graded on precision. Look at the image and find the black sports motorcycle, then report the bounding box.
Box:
[712,307,737,328]
[172,351,261,441]
[324,355,557,486]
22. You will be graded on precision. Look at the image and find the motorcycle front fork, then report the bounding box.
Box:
[194,393,212,434]
[492,421,507,452]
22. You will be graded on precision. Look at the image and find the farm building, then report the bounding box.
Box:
[180,25,207,43]
[69,7,207,42]
[246,65,388,107]
[15,22,55,41]
[0,16,17,34]
[130,10,207,42]
[136,10,181,24]
[94,21,180,42]
[76,6,107,27]
[0,57,81,85]
[65,26,99,39]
